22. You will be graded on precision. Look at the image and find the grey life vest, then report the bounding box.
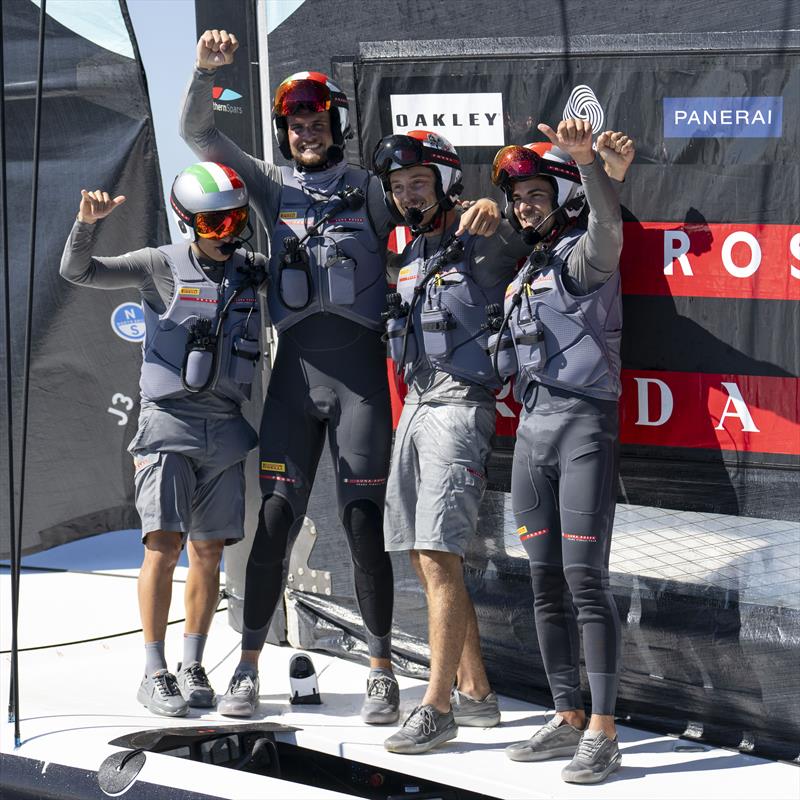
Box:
[504,230,622,402]
[267,165,387,333]
[139,244,263,405]
[392,233,503,389]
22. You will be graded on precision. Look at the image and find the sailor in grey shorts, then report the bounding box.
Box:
[130,405,257,545]
[385,402,495,557]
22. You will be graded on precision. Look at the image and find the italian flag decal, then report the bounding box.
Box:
[183,162,243,194]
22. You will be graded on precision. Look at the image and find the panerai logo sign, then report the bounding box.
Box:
[390,93,504,146]
[663,96,782,138]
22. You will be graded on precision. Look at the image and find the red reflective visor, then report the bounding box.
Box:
[273,79,331,116]
[194,207,248,239]
[491,145,543,188]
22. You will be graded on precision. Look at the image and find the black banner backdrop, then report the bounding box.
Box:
[0,0,167,558]
[355,44,800,521]
[255,13,800,761]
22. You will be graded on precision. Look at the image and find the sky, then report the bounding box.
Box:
[125,0,306,241]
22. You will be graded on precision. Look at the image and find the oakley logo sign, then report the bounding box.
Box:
[663,97,782,137]
[390,93,504,146]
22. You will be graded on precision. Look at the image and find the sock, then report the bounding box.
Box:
[182,633,207,667]
[369,667,394,678]
[144,641,167,676]
[235,660,258,677]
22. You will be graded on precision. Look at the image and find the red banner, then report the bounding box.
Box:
[491,371,800,455]
[618,370,799,455]
[620,222,800,301]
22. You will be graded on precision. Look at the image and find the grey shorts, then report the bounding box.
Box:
[384,401,495,557]
[129,407,257,543]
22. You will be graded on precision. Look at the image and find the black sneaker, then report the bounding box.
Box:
[176,661,215,708]
[561,729,621,784]
[137,670,189,717]
[384,704,457,754]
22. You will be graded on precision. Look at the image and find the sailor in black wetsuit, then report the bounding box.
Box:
[490,121,634,783]
[181,29,502,721]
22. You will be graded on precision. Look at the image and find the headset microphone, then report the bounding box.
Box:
[403,200,439,228]
[520,205,563,246]
[521,227,543,246]
[326,144,344,164]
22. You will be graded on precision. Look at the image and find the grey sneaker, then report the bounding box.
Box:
[176,661,215,708]
[217,670,259,717]
[361,670,400,724]
[384,704,457,754]
[137,670,189,717]
[505,714,583,762]
[561,729,621,784]
[450,688,500,727]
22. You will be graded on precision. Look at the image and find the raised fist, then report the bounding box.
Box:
[196,29,239,70]
[597,130,635,182]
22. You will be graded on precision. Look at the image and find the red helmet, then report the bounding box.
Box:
[372,129,463,224]
[491,142,585,238]
[272,71,350,162]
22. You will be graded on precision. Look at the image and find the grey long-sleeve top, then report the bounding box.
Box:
[564,156,624,295]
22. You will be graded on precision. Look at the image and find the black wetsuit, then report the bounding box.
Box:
[508,156,624,716]
[181,68,395,658]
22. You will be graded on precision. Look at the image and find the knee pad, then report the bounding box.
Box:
[564,564,610,614]
[248,495,295,568]
[341,499,389,575]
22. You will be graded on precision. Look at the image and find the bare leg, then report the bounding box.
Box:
[455,597,491,700]
[588,713,616,738]
[138,531,183,643]
[184,539,225,635]
[417,550,468,714]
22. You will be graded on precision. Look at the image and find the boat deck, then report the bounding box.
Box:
[1,531,798,799]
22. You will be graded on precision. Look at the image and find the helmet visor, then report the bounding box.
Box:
[194,206,249,240]
[372,135,426,176]
[372,134,460,177]
[274,79,331,116]
[491,145,542,188]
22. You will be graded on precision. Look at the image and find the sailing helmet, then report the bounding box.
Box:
[170,162,249,242]
[272,71,351,161]
[371,129,463,224]
[491,142,585,237]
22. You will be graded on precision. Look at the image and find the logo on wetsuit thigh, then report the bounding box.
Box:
[562,532,598,542]
[518,525,548,541]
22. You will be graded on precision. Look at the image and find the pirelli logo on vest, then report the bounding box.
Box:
[179,287,201,296]
[260,461,286,473]
[390,92,504,147]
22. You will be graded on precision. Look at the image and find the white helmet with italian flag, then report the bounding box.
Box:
[169,162,249,242]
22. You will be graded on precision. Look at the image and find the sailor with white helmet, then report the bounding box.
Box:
[373,129,532,754]
[60,162,266,717]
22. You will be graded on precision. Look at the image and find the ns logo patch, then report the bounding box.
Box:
[111,302,145,343]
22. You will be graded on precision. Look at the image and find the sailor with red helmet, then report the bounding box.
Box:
[372,130,533,754]
[60,164,266,718]
[490,120,634,783]
[181,30,499,722]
